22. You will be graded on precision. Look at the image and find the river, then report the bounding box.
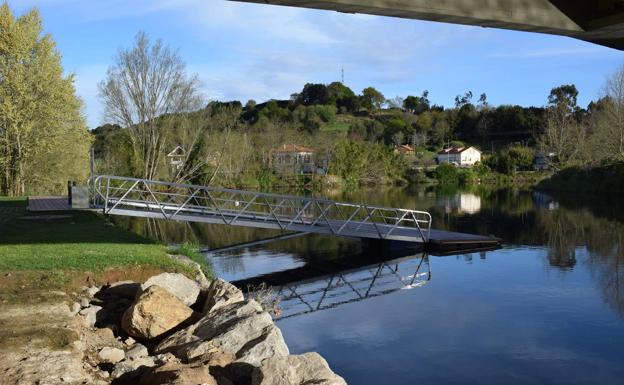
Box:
[115,185,624,385]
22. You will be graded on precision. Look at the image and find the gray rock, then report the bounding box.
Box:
[141,273,200,306]
[202,278,244,314]
[70,302,81,315]
[97,347,125,364]
[79,305,103,327]
[111,356,156,380]
[251,352,347,385]
[154,353,179,365]
[105,280,141,299]
[126,343,149,360]
[122,285,194,340]
[124,337,136,346]
[155,300,289,366]
[138,361,217,385]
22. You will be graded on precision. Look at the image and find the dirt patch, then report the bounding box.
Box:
[0,299,97,385]
[0,267,175,385]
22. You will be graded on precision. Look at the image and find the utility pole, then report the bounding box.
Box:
[341,66,344,84]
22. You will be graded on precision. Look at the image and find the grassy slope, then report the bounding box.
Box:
[320,122,350,132]
[0,198,184,272]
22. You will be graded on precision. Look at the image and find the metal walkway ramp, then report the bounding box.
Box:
[90,175,432,243]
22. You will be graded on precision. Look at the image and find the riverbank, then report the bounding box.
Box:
[0,271,345,385]
[536,161,624,195]
[0,198,208,305]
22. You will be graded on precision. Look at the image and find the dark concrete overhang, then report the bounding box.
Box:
[229,0,624,50]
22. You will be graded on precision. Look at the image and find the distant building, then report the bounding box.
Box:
[270,144,316,174]
[394,144,414,155]
[533,152,555,171]
[167,146,186,170]
[436,146,481,167]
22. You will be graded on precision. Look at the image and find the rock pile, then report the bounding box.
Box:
[75,273,346,385]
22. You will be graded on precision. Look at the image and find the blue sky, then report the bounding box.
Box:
[10,0,624,128]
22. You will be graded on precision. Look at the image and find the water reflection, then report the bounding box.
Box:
[112,185,624,384]
[113,186,624,318]
[239,253,430,320]
[437,193,482,214]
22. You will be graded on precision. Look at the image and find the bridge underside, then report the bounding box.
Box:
[231,0,624,50]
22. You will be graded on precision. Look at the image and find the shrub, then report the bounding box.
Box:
[435,163,459,184]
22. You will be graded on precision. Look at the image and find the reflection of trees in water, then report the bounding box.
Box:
[537,210,582,269]
[114,216,362,263]
[584,221,624,316]
[113,217,200,244]
[536,208,624,315]
[211,251,246,277]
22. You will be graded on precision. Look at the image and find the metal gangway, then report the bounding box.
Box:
[90,175,432,243]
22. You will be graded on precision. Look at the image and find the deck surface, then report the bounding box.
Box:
[27,196,71,212]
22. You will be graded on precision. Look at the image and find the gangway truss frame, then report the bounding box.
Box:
[90,175,432,243]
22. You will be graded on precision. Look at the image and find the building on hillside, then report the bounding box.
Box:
[435,146,481,167]
[533,152,555,171]
[270,144,316,174]
[167,146,186,171]
[394,144,414,155]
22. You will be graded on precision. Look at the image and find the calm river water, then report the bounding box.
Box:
[117,186,624,385]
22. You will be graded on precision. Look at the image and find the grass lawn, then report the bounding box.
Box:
[320,122,350,133]
[0,198,195,300]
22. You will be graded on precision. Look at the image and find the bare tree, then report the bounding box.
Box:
[99,32,202,180]
[592,64,624,161]
[538,106,586,169]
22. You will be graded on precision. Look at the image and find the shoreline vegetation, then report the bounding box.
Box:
[536,161,624,195]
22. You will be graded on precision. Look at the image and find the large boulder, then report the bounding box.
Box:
[251,353,347,385]
[138,361,217,385]
[142,273,201,306]
[202,278,244,314]
[155,300,289,366]
[122,285,194,340]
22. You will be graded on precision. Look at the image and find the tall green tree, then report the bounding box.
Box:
[360,87,385,111]
[0,4,91,196]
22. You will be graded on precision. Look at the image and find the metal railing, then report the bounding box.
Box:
[90,175,432,243]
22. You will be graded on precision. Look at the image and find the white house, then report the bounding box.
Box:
[436,146,481,167]
[269,144,316,174]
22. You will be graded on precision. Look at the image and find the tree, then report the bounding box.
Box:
[538,86,586,169]
[403,91,430,114]
[386,96,404,110]
[99,31,201,180]
[591,65,624,161]
[0,4,91,196]
[327,82,358,112]
[297,83,329,106]
[454,91,473,108]
[360,87,385,111]
[548,84,578,111]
